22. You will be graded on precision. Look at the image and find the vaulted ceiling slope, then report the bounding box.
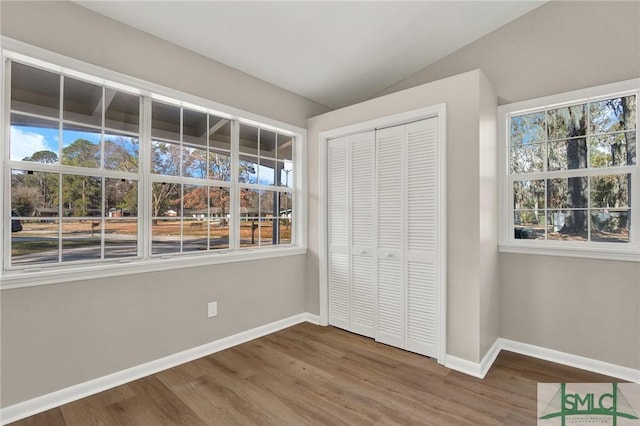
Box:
[75,1,545,109]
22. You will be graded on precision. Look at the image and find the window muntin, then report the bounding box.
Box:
[507,91,637,250]
[4,53,302,278]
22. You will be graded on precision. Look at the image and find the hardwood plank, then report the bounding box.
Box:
[7,324,626,426]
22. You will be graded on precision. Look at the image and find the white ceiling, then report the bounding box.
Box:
[75,1,545,109]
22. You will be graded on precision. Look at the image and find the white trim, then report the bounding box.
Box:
[499,338,640,384]
[498,78,640,261]
[444,338,501,379]
[317,104,447,364]
[446,338,640,384]
[0,313,319,425]
[0,247,307,289]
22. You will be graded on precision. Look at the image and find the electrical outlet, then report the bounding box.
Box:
[207,301,218,318]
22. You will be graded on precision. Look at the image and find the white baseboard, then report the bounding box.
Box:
[0,313,318,425]
[444,338,501,379]
[499,338,640,384]
[445,338,640,384]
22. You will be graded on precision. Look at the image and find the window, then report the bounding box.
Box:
[499,80,639,261]
[2,46,305,286]
[8,62,141,267]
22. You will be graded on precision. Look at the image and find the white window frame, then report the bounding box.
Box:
[0,38,307,289]
[498,79,640,262]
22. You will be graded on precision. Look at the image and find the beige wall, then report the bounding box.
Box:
[478,73,500,358]
[307,70,498,363]
[380,1,640,369]
[379,1,640,106]
[0,1,325,407]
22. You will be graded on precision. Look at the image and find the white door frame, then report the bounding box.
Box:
[318,104,448,364]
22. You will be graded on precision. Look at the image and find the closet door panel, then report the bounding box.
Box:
[328,137,350,330]
[405,118,439,357]
[350,131,376,338]
[376,126,405,347]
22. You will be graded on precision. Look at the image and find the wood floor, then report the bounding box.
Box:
[10,322,618,426]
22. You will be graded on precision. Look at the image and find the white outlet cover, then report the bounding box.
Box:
[208,301,218,318]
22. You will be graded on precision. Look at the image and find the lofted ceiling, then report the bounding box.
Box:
[74,1,545,110]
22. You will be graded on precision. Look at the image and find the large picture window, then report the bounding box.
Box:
[499,81,639,261]
[2,49,304,285]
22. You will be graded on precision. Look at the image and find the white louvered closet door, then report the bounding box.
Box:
[375,125,406,349]
[349,131,376,338]
[328,136,350,331]
[405,118,439,358]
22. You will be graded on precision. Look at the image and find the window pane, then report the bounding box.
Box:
[182,109,207,148]
[240,189,259,248]
[104,219,138,258]
[105,133,139,172]
[547,177,588,209]
[152,101,180,141]
[62,218,102,261]
[183,218,207,253]
[591,210,629,243]
[12,169,60,217]
[209,117,231,151]
[510,143,544,173]
[152,219,181,255]
[279,217,292,244]
[62,126,101,168]
[547,210,588,241]
[548,139,587,171]
[513,180,545,210]
[279,192,293,218]
[258,158,276,186]
[260,129,276,158]
[106,178,138,217]
[239,124,258,155]
[183,184,207,217]
[590,95,636,134]
[513,211,546,240]
[209,187,230,250]
[510,112,544,146]
[260,190,276,218]
[63,77,103,127]
[547,104,587,140]
[11,219,59,266]
[152,140,181,175]
[239,154,258,184]
[210,150,232,181]
[62,175,102,217]
[183,146,208,179]
[276,134,293,162]
[151,182,180,218]
[11,62,60,118]
[10,114,59,162]
[278,161,293,188]
[105,89,140,133]
[260,219,275,247]
[589,132,636,167]
[590,174,630,208]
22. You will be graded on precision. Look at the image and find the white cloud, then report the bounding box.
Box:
[10,127,50,161]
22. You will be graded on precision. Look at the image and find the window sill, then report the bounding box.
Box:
[499,243,640,262]
[0,246,308,290]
